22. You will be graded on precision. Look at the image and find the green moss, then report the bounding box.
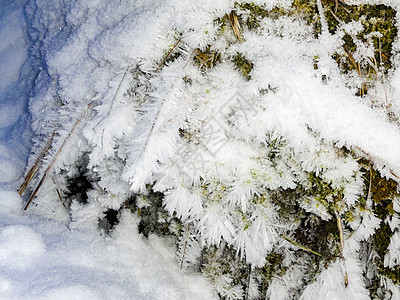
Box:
[358,161,400,285]
[125,185,179,238]
[295,215,341,262]
[232,53,253,80]
[193,46,221,70]
[254,252,287,297]
[291,0,320,35]
[372,221,400,285]
[236,0,397,90]
[323,1,397,70]
[371,175,399,206]
[236,2,284,29]
[262,252,286,279]
[269,187,304,223]
[359,159,399,207]
[201,245,249,295]
[236,1,319,32]
[306,172,343,213]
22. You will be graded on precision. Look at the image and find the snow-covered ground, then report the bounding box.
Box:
[0,1,215,299]
[0,191,214,299]
[0,0,31,186]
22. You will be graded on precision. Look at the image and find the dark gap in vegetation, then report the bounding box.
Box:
[98,209,119,234]
[64,153,93,205]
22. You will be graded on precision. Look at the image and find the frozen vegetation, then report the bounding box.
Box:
[2,0,400,298]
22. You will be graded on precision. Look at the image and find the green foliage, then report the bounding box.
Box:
[236,1,397,98]
[255,252,287,297]
[232,53,253,80]
[322,1,397,72]
[193,47,221,70]
[125,185,180,238]
[356,160,400,287]
[202,245,249,299]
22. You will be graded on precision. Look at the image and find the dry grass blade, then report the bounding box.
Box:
[155,39,181,73]
[55,187,66,209]
[326,5,342,23]
[24,101,93,210]
[18,129,57,195]
[281,234,323,257]
[180,224,191,269]
[229,11,244,42]
[345,49,366,96]
[336,214,345,254]
[336,212,349,287]
[23,173,47,211]
[18,163,40,196]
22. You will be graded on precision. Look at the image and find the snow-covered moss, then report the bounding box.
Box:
[22,0,400,298]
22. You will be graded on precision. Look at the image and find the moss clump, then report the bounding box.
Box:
[371,174,399,206]
[125,185,179,238]
[360,162,400,285]
[236,1,397,90]
[232,53,253,80]
[193,47,221,70]
[372,219,400,285]
[359,159,399,209]
[255,252,287,297]
[236,2,285,29]
[236,1,320,33]
[295,213,341,262]
[201,245,249,297]
[322,1,397,71]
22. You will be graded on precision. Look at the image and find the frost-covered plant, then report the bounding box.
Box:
[22,0,400,299]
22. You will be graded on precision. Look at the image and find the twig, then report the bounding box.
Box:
[326,6,342,24]
[281,234,323,257]
[345,48,366,96]
[24,101,93,210]
[155,39,181,73]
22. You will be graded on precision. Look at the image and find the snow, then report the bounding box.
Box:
[1,0,400,298]
[0,0,30,185]
[0,195,215,299]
